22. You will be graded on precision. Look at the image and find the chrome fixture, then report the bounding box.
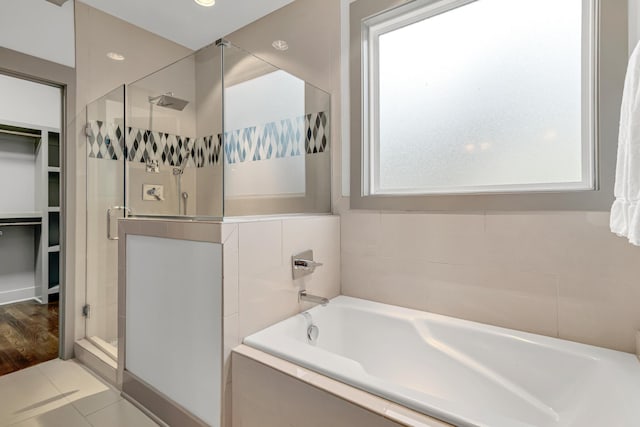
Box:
[182,192,189,215]
[46,0,69,6]
[301,312,319,343]
[146,187,162,200]
[146,159,159,173]
[173,149,192,175]
[148,92,189,111]
[299,290,329,306]
[107,206,132,240]
[292,249,323,279]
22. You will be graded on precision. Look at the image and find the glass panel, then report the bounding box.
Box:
[85,85,126,355]
[223,44,331,215]
[126,46,223,219]
[372,0,586,194]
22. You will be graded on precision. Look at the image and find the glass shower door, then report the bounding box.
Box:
[85,86,127,359]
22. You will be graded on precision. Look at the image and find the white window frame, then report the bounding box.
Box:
[361,0,598,197]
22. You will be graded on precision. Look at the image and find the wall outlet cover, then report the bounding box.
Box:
[143,184,164,201]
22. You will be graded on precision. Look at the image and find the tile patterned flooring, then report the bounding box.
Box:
[0,358,157,427]
[0,299,59,376]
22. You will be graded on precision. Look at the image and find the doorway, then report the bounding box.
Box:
[0,73,64,376]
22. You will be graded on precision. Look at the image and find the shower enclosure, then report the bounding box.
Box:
[83,40,331,358]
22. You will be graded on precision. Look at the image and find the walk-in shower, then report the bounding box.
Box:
[83,39,331,360]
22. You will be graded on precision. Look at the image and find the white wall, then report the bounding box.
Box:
[0,74,61,130]
[0,227,36,305]
[0,0,75,67]
[0,137,37,214]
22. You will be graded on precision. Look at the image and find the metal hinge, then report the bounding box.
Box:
[82,304,91,318]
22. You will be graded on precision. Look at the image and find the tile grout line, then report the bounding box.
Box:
[3,362,87,427]
[35,360,123,421]
[83,398,124,423]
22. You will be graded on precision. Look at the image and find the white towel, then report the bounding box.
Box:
[611,41,640,245]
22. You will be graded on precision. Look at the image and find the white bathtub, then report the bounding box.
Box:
[243,296,640,427]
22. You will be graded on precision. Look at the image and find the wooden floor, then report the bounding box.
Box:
[0,298,59,376]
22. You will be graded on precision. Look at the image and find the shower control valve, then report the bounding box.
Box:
[143,184,164,201]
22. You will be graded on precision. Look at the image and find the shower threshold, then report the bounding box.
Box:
[87,336,117,362]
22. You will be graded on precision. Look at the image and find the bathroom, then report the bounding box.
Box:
[0,0,639,426]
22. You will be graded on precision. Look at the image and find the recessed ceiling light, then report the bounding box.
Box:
[106,52,125,61]
[194,0,215,6]
[272,40,289,51]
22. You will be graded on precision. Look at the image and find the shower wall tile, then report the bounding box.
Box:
[87,113,327,168]
[237,216,340,338]
[225,112,329,164]
[222,224,239,317]
[127,128,196,166]
[86,120,125,160]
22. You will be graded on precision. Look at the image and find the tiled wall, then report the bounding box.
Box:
[86,112,328,166]
[222,215,340,341]
[340,207,640,353]
[220,215,340,427]
[86,121,219,167]
[225,112,329,164]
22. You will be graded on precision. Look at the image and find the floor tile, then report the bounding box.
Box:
[86,400,156,427]
[0,365,71,426]
[8,405,90,427]
[37,359,121,416]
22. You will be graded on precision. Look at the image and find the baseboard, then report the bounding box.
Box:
[0,286,36,305]
[74,339,118,387]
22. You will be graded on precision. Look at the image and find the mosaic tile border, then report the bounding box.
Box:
[86,111,328,167]
[225,112,329,164]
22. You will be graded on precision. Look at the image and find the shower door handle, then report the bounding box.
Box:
[107,206,132,240]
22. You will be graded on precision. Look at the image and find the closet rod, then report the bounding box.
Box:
[0,128,41,138]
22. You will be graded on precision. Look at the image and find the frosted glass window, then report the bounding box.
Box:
[363,0,594,195]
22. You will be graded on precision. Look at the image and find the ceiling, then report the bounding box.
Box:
[78,0,295,50]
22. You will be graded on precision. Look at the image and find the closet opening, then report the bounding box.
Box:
[0,73,64,376]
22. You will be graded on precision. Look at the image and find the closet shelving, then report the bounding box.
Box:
[0,122,61,305]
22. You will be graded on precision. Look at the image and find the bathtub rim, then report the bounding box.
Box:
[232,344,453,427]
[243,295,640,427]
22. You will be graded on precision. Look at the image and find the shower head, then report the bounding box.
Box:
[148,93,189,111]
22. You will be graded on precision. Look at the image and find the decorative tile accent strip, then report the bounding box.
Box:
[126,127,195,167]
[86,120,125,160]
[224,112,329,165]
[86,111,328,167]
[306,111,329,154]
[194,135,223,168]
